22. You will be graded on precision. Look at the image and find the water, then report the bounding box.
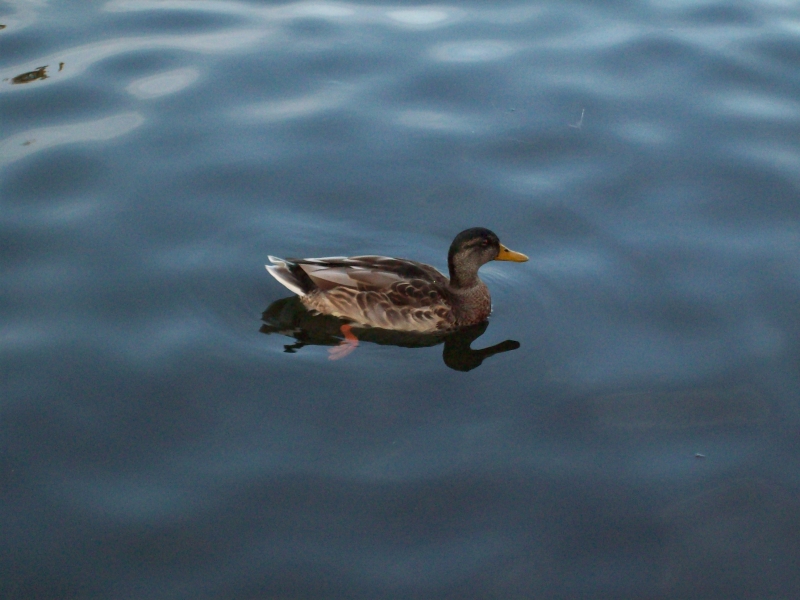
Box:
[2,1,799,598]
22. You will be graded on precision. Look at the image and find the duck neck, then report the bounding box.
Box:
[448,255,481,290]
[447,270,491,325]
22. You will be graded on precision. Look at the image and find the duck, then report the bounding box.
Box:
[266,227,528,333]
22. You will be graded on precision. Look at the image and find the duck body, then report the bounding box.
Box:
[266,228,527,333]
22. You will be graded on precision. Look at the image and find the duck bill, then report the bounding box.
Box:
[495,244,529,262]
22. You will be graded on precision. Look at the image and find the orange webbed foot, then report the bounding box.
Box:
[328,324,359,360]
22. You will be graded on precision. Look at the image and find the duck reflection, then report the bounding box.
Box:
[260,296,520,371]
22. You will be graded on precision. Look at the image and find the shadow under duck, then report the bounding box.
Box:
[265,227,528,333]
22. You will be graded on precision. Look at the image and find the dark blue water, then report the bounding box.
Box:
[2,1,799,598]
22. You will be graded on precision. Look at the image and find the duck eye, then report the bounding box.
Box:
[481,239,489,247]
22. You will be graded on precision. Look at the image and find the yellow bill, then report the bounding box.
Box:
[495,244,529,262]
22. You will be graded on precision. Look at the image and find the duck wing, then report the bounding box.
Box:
[294,255,447,292]
[267,255,453,331]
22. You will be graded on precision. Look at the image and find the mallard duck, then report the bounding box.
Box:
[266,227,528,333]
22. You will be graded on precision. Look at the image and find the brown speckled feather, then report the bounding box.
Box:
[267,255,458,331]
[304,257,455,331]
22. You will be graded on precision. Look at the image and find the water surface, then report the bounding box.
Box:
[2,1,799,598]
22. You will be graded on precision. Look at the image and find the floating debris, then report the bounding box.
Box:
[59,62,64,71]
[695,453,706,459]
[12,65,48,84]
[569,107,585,129]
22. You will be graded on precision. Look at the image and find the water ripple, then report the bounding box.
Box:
[126,66,199,99]
[3,1,800,598]
[0,113,145,165]
[1,29,268,90]
[430,40,516,62]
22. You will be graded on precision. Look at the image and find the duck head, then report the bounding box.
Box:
[447,227,528,288]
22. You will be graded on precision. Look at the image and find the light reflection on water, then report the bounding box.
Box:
[0,113,145,164]
[126,66,199,98]
[1,0,799,598]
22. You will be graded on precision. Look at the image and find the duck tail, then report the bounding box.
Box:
[266,256,315,296]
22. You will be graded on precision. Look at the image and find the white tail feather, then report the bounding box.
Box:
[265,263,306,296]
